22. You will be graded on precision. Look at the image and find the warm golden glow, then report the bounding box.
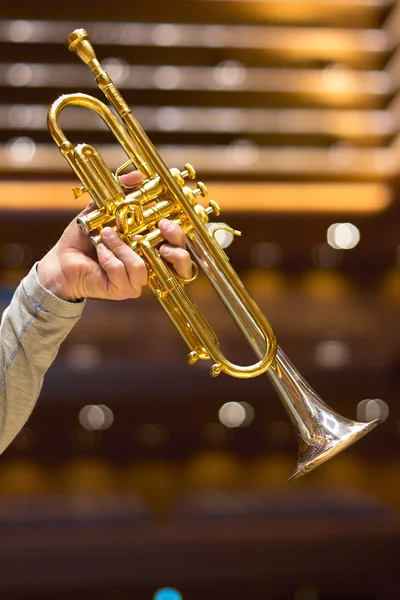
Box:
[210,183,392,213]
[235,0,386,28]
[0,181,392,213]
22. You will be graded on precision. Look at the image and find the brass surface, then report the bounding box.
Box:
[47,29,379,479]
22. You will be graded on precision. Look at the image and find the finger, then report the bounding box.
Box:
[96,242,141,299]
[160,244,192,280]
[119,170,144,188]
[100,227,148,288]
[76,199,96,220]
[158,219,186,249]
[60,200,97,255]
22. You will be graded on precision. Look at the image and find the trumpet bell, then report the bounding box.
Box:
[289,415,380,482]
[265,347,380,482]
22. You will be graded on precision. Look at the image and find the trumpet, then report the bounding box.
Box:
[48,29,379,480]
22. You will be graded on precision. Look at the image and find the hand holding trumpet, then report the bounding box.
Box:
[37,171,192,302]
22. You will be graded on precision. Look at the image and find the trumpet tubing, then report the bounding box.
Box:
[47,28,380,480]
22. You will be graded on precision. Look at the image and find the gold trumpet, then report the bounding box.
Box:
[48,29,379,480]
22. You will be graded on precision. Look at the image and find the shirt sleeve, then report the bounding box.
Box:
[0,263,85,454]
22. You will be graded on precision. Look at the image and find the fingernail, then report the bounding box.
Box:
[160,219,172,232]
[96,242,105,252]
[101,228,115,240]
[162,246,171,256]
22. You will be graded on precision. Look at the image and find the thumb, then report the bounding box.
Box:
[76,200,96,219]
[119,170,145,188]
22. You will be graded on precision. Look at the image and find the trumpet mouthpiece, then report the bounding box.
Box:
[66,29,98,67]
[66,29,88,51]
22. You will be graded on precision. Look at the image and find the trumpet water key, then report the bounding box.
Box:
[48,28,379,480]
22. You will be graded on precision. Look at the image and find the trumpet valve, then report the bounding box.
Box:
[194,182,208,198]
[182,186,198,207]
[77,206,107,234]
[170,164,197,188]
[182,163,196,180]
[90,234,101,247]
[207,200,221,217]
[77,216,90,235]
[170,168,185,188]
[194,204,209,224]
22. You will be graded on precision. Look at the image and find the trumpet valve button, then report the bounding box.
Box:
[182,186,197,207]
[194,204,209,223]
[208,200,220,217]
[194,182,208,198]
[182,163,196,180]
[90,234,101,247]
[170,167,185,187]
[77,216,91,235]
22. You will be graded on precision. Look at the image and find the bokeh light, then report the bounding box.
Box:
[136,424,169,449]
[7,105,34,128]
[79,405,114,431]
[357,399,389,423]
[312,243,343,269]
[314,340,351,369]
[250,242,283,268]
[152,24,181,46]
[65,344,102,371]
[153,588,182,600]
[214,60,247,88]
[227,139,260,166]
[154,66,182,90]
[219,402,255,428]
[103,58,130,85]
[7,20,35,42]
[7,63,34,86]
[0,242,32,268]
[7,136,36,163]
[201,422,229,447]
[327,222,360,250]
[156,107,184,131]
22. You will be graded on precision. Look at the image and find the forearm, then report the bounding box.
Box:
[0,264,85,454]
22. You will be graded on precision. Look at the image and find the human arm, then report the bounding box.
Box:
[0,171,192,452]
[0,265,85,454]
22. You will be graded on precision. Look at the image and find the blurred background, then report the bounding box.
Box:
[0,0,399,598]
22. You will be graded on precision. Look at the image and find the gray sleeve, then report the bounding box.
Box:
[0,264,85,454]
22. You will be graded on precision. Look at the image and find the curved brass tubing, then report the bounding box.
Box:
[46,27,380,480]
